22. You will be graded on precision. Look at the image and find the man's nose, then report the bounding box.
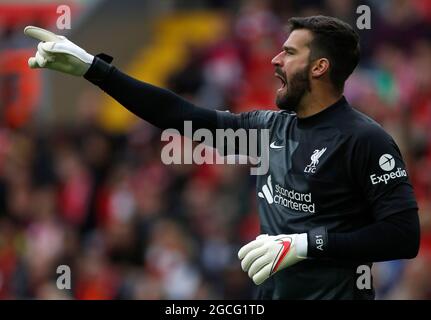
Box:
[271,52,283,66]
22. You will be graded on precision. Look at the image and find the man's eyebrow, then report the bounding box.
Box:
[283,45,297,52]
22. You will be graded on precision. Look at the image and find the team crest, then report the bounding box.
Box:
[304,147,327,173]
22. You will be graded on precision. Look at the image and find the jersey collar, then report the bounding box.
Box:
[296,96,349,128]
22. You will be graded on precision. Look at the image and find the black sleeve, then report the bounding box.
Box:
[84,55,277,154]
[307,209,420,262]
[349,125,418,220]
[84,55,219,133]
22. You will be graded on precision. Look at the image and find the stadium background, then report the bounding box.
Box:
[0,0,431,299]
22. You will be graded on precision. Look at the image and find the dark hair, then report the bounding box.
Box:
[287,15,360,91]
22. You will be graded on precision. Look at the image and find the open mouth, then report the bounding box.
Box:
[275,73,287,90]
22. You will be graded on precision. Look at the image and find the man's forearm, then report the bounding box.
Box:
[308,209,420,262]
[84,55,219,133]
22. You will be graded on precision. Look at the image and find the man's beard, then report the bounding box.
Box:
[275,64,311,112]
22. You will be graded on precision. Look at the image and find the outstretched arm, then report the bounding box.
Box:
[24,26,219,133]
[24,25,279,158]
[84,54,219,133]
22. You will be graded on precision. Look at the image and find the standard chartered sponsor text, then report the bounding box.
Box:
[274,184,315,213]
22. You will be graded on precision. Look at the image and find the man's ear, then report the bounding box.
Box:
[310,58,330,78]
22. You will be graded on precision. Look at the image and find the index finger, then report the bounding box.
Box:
[24,26,62,42]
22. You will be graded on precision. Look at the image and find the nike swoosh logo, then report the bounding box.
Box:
[271,240,291,274]
[270,142,284,149]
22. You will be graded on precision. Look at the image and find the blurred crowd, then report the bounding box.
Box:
[1,0,431,299]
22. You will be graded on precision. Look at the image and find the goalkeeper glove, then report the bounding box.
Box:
[238,233,308,285]
[24,26,94,76]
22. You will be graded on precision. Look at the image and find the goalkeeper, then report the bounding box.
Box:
[24,15,420,300]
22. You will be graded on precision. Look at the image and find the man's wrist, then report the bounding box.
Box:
[83,53,114,83]
[307,226,328,258]
[296,233,308,258]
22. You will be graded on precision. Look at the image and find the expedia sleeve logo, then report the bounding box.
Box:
[370,153,407,185]
[378,154,395,171]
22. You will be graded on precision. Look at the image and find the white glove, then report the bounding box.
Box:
[238,233,308,285]
[24,26,94,76]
